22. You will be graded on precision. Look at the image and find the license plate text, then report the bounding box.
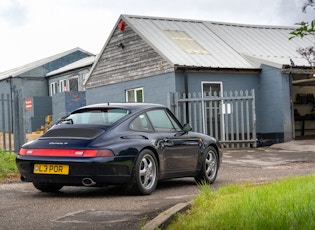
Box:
[33,164,69,175]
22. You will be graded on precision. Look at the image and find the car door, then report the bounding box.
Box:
[146,109,200,175]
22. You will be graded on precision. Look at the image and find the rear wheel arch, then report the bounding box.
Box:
[127,148,158,195]
[142,146,160,168]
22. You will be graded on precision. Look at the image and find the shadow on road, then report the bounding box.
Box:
[29,177,198,198]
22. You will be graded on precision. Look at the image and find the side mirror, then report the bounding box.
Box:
[183,123,192,133]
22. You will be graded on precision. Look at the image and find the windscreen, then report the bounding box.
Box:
[60,108,130,126]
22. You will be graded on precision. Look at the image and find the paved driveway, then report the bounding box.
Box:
[1,143,315,230]
[220,147,315,185]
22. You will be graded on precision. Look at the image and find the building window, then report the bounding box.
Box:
[202,81,222,96]
[126,88,143,102]
[69,77,79,92]
[59,79,68,92]
[58,76,79,93]
[50,82,58,96]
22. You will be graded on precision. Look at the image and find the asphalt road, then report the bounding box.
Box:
[1,147,315,230]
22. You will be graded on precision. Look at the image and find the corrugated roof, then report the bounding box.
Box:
[121,15,314,69]
[46,55,96,76]
[123,15,254,69]
[206,21,314,68]
[0,47,93,81]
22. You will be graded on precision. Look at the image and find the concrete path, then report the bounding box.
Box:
[271,139,315,152]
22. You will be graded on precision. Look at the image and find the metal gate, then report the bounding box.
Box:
[168,90,256,148]
[0,91,22,152]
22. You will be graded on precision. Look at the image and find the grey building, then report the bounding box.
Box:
[84,15,315,144]
[0,47,93,149]
[46,55,96,123]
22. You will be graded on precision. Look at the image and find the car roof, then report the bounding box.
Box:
[73,103,167,113]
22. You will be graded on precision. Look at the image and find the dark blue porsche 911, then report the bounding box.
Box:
[16,103,222,195]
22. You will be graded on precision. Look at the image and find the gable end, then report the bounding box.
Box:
[85,22,174,89]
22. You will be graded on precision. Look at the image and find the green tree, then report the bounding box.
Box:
[289,0,315,70]
[290,0,315,38]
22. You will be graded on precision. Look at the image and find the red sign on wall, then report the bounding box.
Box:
[25,98,32,111]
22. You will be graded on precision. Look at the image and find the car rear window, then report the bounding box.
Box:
[61,108,130,125]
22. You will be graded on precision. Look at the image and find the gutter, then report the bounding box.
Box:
[292,78,315,85]
[174,65,261,74]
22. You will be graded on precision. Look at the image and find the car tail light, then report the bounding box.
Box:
[18,148,114,157]
[82,149,114,157]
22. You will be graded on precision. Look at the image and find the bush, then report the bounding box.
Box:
[0,149,18,180]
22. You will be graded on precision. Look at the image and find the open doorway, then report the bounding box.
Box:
[292,73,315,139]
[201,81,223,139]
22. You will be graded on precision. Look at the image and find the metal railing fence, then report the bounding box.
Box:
[168,90,256,148]
[0,90,22,152]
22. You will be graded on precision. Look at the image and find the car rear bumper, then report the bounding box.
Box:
[16,155,135,186]
[19,174,131,186]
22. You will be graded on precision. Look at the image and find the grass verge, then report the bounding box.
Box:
[0,149,18,180]
[167,175,315,229]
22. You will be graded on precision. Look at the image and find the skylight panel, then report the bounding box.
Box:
[163,30,210,55]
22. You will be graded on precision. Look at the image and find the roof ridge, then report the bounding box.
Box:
[122,14,297,29]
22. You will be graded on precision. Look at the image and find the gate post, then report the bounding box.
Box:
[1,93,5,150]
[167,92,175,113]
[251,89,257,148]
[13,90,25,152]
[7,94,12,152]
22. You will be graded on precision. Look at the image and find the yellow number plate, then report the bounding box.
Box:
[33,164,69,175]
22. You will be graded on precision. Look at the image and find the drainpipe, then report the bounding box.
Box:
[289,72,295,140]
[184,68,189,123]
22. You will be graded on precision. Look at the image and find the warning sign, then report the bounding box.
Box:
[25,98,32,111]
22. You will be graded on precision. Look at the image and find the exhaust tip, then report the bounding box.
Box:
[20,176,26,181]
[82,178,96,187]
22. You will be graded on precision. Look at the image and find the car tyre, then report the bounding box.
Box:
[195,146,219,184]
[33,182,63,193]
[127,149,158,195]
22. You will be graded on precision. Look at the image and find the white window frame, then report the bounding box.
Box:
[126,87,144,102]
[59,79,68,92]
[82,73,88,90]
[58,76,80,93]
[201,81,223,97]
[50,82,58,96]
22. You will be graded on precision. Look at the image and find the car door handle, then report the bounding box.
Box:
[183,141,199,146]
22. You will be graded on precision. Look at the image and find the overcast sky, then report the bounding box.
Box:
[0,0,314,73]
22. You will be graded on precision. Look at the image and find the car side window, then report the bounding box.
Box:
[146,109,181,132]
[130,114,153,131]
